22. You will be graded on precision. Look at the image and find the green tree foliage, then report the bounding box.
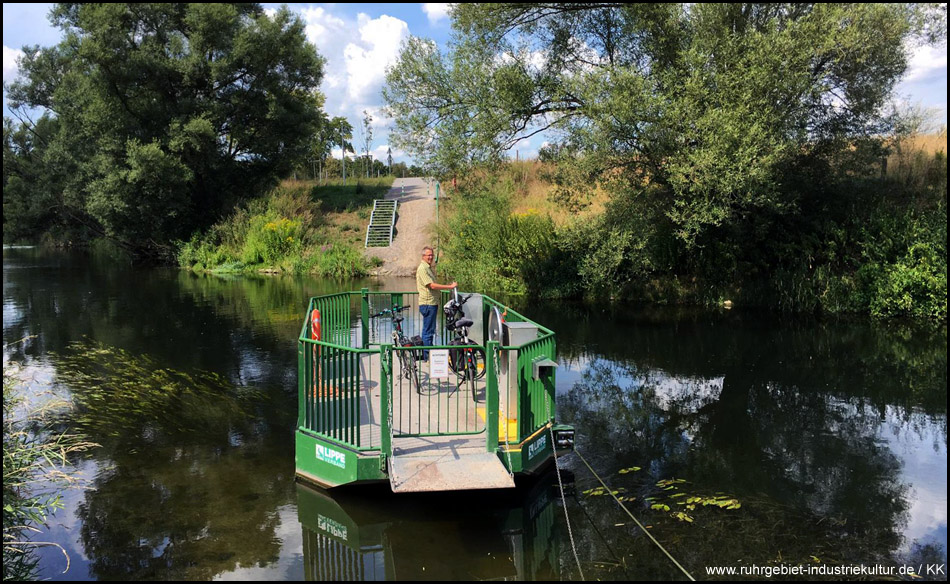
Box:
[5,3,325,258]
[329,116,355,181]
[387,3,947,320]
[3,116,70,243]
[388,3,936,236]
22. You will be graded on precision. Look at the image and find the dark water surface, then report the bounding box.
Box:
[3,246,946,580]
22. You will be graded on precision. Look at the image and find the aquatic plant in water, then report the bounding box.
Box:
[3,359,97,580]
[50,340,263,445]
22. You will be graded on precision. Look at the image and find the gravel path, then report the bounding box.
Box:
[363,177,438,277]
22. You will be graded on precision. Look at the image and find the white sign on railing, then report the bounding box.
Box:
[430,349,450,378]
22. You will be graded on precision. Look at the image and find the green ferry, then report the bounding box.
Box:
[295,289,574,492]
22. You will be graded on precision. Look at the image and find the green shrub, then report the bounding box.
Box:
[439,179,569,296]
[863,242,947,321]
[311,244,368,278]
[241,215,304,265]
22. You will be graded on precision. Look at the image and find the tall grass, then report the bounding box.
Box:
[3,356,96,580]
[437,174,572,296]
[456,160,608,225]
[885,129,947,193]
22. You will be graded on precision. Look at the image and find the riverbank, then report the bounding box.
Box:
[177,177,394,277]
[435,132,947,323]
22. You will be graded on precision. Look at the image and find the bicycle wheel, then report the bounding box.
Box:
[468,370,481,403]
[450,341,486,380]
[470,346,486,380]
[448,341,463,375]
[397,347,412,380]
[406,351,422,394]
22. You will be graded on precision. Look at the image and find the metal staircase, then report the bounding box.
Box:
[364,199,398,247]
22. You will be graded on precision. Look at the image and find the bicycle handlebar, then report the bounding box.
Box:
[370,305,410,318]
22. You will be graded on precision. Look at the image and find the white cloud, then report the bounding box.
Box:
[348,105,392,129]
[288,7,417,161]
[300,6,345,48]
[344,14,409,102]
[3,45,24,84]
[422,3,452,25]
[296,8,407,120]
[323,73,343,89]
[373,144,403,160]
[905,44,947,82]
[298,7,352,114]
[494,48,549,72]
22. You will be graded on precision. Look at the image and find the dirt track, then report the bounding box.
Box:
[363,177,438,276]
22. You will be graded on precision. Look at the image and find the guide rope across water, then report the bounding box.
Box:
[573,448,696,581]
[549,424,585,581]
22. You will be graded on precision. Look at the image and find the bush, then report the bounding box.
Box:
[862,242,947,321]
[310,244,369,278]
[438,177,569,296]
[178,184,322,272]
[241,215,304,265]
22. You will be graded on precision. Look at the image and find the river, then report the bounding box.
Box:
[3,245,946,580]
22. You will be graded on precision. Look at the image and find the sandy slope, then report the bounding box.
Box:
[363,177,441,276]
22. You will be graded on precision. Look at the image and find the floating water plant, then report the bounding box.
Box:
[51,340,261,444]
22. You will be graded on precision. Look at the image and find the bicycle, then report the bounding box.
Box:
[443,290,486,401]
[370,305,423,394]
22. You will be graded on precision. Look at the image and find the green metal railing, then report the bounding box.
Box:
[304,292,358,347]
[390,344,486,438]
[299,293,373,451]
[299,291,556,457]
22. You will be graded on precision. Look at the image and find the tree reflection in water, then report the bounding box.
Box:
[546,303,946,580]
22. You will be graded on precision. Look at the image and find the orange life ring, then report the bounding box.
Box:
[311,309,322,341]
[310,309,322,398]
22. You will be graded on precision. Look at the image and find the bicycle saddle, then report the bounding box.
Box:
[394,316,404,323]
[452,318,474,329]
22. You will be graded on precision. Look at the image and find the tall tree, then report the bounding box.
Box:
[327,116,354,182]
[306,110,331,182]
[360,110,374,178]
[6,3,325,257]
[385,3,945,243]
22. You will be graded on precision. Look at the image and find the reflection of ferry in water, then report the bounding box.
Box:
[296,290,574,492]
[296,469,571,580]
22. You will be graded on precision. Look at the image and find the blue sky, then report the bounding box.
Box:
[4,3,947,165]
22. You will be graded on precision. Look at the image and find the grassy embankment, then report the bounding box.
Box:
[436,132,947,322]
[178,177,394,277]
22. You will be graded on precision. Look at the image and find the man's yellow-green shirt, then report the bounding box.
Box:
[417,261,437,305]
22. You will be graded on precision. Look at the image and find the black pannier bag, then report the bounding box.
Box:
[406,335,425,360]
